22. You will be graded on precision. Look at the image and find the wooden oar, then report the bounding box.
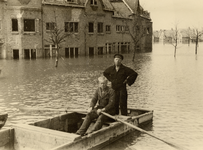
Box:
[19,107,87,113]
[101,112,189,150]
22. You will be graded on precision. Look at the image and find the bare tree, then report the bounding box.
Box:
[192,28,203,55]
[186,27,193,46]
[127,13,147,61]
[165,25,179,57]
[45,11,70,67]
[172,25,179,57]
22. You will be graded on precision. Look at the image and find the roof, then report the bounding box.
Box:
[164,30,174,37]
[42,0,85,8]
[180,29,194,37]
[122,0,139,14]
[42,0,150,20]
[111,1,132,18]
[102,0,114,11]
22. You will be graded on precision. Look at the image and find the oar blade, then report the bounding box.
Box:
[101,112,189,150]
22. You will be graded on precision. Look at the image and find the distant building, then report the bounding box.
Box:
[158,29,181,44]
[155,27,203,45]
[153,30,160,43]
[0,0,152,59]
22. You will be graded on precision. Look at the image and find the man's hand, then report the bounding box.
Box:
[97,108,105,115]
[97,109,102,115]
[107,81,112,88]
[87,107,92,113]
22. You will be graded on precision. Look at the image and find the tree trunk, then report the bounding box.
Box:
[174,46,176,58]
[188,38,190,46]
[132,45,136,61]
[55,49,59,67]
[195,37,198,55]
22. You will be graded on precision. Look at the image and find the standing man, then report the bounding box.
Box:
[76,76,115,136]
[103,54,138,116]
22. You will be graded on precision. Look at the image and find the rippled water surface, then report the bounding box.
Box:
[0,43,203,150]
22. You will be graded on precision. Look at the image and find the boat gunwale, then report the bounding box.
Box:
[50,108,153,150]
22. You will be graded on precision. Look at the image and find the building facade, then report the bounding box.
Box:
[0,0,152,59]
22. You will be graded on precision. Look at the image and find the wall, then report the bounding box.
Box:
[1,0,42,59]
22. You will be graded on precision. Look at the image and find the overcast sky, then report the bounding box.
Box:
[140,0,203,30]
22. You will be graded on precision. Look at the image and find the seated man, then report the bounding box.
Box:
[76,76,115,136]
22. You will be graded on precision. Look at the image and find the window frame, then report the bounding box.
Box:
[0,20,2,30]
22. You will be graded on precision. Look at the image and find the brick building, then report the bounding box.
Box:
[0,0,152,59]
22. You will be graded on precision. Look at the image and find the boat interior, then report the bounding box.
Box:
[0,108,153,150]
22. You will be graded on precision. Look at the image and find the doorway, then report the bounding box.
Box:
[24,49,30,59]
[31,49,36,59]
[89,47,94,56]
[13,49,19,59]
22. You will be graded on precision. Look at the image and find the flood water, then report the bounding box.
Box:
[0,43,203,150]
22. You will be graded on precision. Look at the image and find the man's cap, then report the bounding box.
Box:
[114,54,124,60]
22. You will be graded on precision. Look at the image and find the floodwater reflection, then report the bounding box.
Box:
[0,43,203,150]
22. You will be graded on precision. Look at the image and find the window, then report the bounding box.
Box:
[106,25,111,33]
[98,47,103,55]
[121,26,125,32]
[24,19,35,32]
[66,0,75,2]
[97,22,103,33]
[136,26,140,34]
[46,22,56,31]
[65,22,78,33]
[116,25,121,32]
[125,26,129,31]
[89,22,94,33]
[146,27,150,34]
[12,19,18,32]
[90,0,97,5]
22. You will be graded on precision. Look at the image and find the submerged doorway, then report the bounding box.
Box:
[24,49,30,59]
[13,49,19,59]
[31,49,36,59]
[89,47,94,56]
[65,47,79,58]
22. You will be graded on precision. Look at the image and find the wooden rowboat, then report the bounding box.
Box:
[0,108,153,150]
[0,113,8,129]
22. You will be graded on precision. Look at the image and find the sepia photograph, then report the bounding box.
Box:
[0,0,202,150]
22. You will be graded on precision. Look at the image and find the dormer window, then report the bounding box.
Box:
[90,0,97,5]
